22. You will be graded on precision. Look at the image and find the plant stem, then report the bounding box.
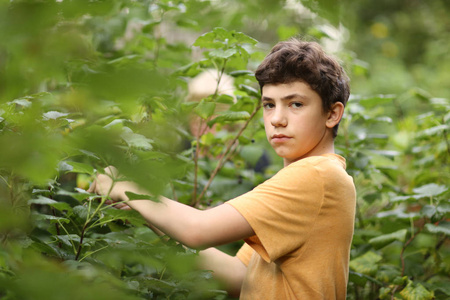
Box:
[400,227,423,276]
[194,104,261,207]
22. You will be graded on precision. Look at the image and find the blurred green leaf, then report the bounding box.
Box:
[369,229,407,250]
[400,280,434,300]
[194,100,216,120]
[28,196,72,212]
[425,222,450,236]
[349,251,382,276]
[412,184,447,197]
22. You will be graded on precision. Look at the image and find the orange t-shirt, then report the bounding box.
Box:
[227,154,356,299]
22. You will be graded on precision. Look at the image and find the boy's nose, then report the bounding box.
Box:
[271,109,287,127]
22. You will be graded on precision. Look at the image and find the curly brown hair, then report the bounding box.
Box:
[255,38,350,137]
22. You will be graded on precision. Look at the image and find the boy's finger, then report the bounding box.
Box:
[87,180,96,193]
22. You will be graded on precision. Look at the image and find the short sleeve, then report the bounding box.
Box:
[227,160,324,262]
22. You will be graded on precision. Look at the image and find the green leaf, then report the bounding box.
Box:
[349,251,382,276]
[194,100,216,120]
[369,229,407,249]
[400,280,434,300]
[207,111,250,126]
[29,196,72,212]
[239,84,260,98]
[64,161,95,175]
[209,48,237,59]
[215,94,235,105]
[57,189,91,202]
[120,127,153,150]
[42,111,69,120]
[33,213,70,224]
[425,222,450,236]
[232,31,258,45]
[358,95,395,108]
[412,183,447,197]
[229,70,254,77]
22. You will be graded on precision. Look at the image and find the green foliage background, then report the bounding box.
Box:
[0,1,448,299]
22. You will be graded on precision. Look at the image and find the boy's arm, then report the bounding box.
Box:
[88,167,255,249]
[198,247,247,297]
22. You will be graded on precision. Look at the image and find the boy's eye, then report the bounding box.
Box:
[263,103,275,109]
[291,102,303,108]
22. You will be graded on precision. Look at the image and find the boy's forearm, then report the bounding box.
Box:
[198,248,246,297]
[114,184,205,248]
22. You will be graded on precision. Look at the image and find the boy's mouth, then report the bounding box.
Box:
[271,134,291,143]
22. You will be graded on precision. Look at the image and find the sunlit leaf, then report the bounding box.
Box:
[120,127,153,151]
[412,183,447,197]
[349,251,382,276]
[400,280,434,300]
[425,222,450,236]
[369,229,407,249]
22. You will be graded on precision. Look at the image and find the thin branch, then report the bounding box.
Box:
[194,104,261,207]
[400,227,423,276]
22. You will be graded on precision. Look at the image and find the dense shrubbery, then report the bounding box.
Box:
[0,1,448,299]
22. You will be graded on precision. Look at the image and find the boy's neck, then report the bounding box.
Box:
[283,143,335,167]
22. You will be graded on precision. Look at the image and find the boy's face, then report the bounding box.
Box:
[262,81,332,166]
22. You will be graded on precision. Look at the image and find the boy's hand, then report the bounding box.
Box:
[88,166,130,208]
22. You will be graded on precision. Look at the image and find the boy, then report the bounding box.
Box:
[89,38,356,299]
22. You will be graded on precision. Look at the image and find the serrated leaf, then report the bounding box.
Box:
[232,32,258,45]
[194,100,216,120]
[369,229,407,249]
[64,161,95,175]
[55,234,80,247]
[349,251,382,276]
[193,31,221,48]
[120,127,153,150]
[425,222,450,236]
[33,213,70,224]
[73,205,89,219]
[209,48,237,59]
[400,281,434,300]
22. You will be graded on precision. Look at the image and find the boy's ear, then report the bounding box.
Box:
[326,102,345,129]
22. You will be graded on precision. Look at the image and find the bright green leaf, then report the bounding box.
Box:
[209,48,237,59]
[194,100,216,120]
